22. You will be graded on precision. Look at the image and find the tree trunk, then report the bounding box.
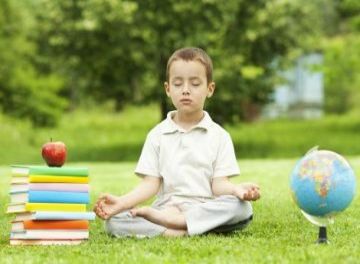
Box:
[242,101,260,122]
[158,53,168,120]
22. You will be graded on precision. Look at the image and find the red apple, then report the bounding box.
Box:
[41,139,67,167]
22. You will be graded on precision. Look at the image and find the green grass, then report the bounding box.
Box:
[1,104,360,165]
[228,115,360,158]
[0,104,160,164]
[1,158,359,263]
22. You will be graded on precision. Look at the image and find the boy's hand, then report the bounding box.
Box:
[234,183,261,201]
[93,193,124,220]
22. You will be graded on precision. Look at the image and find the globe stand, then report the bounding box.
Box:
[300,211,332,244]
[316,226,329,244]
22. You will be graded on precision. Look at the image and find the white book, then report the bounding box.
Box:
[10,230,89,240]
[14,211,96,221]
[10,239,85,246]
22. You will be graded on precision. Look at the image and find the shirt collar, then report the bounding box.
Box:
[162,111,213,134]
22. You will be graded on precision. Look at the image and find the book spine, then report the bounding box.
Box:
[30,167,88,176]
[10,230,89,240]
[34,211,96,220]
[29,183,89,192]
[25,203,86,212]
[29,175,89,183]
[10,239,84,246]
[28,191,89,204]
[24,220,89,230]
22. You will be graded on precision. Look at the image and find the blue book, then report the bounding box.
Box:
[29,190,89,204]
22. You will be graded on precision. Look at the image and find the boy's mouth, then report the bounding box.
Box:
[180,99,192,104]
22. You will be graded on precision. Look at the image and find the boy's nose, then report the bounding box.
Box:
[182,84,190,95]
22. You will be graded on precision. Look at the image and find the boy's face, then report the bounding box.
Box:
[164,59,215,116]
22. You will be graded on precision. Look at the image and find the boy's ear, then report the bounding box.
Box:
[207,82,215,98]
[164,82,170,97]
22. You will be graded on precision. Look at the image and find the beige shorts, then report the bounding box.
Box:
[105,195,253,238]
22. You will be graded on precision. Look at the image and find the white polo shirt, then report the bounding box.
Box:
[135,111,240,208]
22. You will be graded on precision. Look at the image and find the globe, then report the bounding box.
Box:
[290,149,356,219]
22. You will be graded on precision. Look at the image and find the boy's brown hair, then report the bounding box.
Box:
[166,47,213,84]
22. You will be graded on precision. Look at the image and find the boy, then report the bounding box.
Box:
[94,47,260,237]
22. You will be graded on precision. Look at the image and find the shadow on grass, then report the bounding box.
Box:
[65,138,360,163]
[68,142,279,162]
[67,141,295,162]
[68,143,143,162]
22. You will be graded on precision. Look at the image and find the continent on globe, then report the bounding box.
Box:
[290,149,356,217]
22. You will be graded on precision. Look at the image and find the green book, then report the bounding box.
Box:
[11,165,89,177]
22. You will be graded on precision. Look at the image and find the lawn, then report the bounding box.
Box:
[1,104,360,165]
[0,158,359,263]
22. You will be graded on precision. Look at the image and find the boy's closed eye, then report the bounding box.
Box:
[172,78,183,87]
[189,77,201,86]
[173,81,200,87]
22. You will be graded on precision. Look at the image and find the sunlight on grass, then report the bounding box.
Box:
[1,158,359,263]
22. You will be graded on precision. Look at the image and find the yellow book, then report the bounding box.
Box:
[26,203,86,212]
[7,203,86,213]
[29,175,89,183]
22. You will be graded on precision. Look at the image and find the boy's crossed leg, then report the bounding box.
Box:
[106,195,252,238]
[130,206,187,233]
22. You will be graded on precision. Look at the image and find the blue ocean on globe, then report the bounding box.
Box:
[290,150,356,217]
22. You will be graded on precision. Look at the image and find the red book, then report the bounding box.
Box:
[12,220,89,232]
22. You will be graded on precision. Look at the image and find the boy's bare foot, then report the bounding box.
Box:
[162,229,188,237]
[93,193,124,220]
[234,183,261,201]
[130,207,152,217]
[130,206,187,230]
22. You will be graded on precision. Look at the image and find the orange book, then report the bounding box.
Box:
[23,220,89,230]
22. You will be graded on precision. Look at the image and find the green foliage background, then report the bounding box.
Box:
[1,0,359,127]
[0,0,359,162]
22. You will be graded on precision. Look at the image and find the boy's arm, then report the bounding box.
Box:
[119,175,161,208]
[211,177,261,201]
[94,175,161,219]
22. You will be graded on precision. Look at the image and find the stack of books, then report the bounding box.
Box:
[7,165,95,245]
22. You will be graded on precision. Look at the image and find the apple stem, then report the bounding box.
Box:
[50,138,52,142]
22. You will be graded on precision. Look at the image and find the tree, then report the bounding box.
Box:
[322,0,360,114]
[33,0,142,111]
[31,0,323,124]
[0,0,66,126]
